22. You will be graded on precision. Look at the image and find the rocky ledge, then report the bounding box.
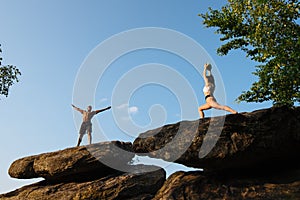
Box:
[3,165,165,200]
[154,170,300,200]
[133,106,300,173]
[8,141,134,182]
[1,106,299,199]
[2,141,165,200]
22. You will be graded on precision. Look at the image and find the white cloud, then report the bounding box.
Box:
[117,103,128,109]
[99,98,108,103]
[128,106,138,114]
[117,103,138,114]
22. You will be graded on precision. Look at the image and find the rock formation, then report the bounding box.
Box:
[3,165,165,200]
[2,141,165,200]
[8,141,134,181]
[133,106,300,172]
[1,106,299,199]
[153,170,300,200]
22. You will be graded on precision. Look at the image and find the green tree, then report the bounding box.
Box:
[0,45,21,97]
[200,0,300,106]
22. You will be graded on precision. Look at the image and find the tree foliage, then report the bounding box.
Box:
[0,45,21,97]
[200,0,300,106]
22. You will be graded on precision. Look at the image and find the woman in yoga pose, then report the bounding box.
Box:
[198,63,237,118]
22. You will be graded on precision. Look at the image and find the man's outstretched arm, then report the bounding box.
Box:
[95,106,111,114]
[72,104,84,114]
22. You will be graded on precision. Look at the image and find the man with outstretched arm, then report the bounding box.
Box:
[72,104,111,146]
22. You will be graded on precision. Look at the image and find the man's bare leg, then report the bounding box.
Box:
[87,131,92,145]
[77,135,83,147]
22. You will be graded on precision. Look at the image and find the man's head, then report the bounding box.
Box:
[87,105,92,111]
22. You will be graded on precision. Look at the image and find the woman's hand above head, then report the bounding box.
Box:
[204,63,212,70]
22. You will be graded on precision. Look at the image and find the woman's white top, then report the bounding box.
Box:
[203,84,215,93]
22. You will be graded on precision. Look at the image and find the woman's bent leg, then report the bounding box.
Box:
[198,103,211,119]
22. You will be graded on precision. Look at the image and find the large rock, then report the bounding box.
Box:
[153,170,300,200]
[133,106,300,172]
[1,165,166,200]
[9,141,134,181]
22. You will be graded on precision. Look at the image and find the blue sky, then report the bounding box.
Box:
[0,0,272,193]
